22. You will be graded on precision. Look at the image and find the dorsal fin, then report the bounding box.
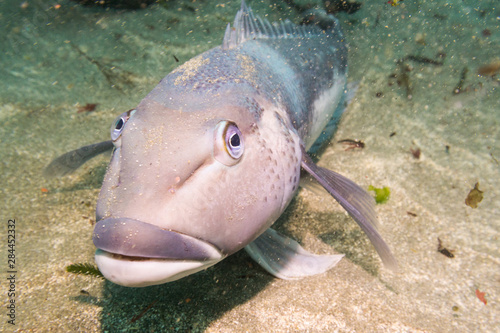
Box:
[222,0,325,50]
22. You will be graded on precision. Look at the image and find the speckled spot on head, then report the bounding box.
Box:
[236,53,257,86]
[173,56,210,86]
[142,125,165,151]
[250,123,260,134]
[243,97,265,120]
[274,111,286,127]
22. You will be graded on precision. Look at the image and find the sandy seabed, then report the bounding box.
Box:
[1,0,498,332]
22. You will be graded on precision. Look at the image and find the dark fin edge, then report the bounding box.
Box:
[301,147,398,271]
[43,140,114,178]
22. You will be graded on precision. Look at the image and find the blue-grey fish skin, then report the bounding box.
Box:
[93,5,349,286]
[245,35,347,141]
[147,23,347,145]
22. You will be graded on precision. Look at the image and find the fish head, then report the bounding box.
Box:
[93,89,302,287]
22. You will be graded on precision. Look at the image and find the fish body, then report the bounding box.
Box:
[47,2,396,287]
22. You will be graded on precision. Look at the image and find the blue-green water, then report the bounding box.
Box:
[1,0,498,331]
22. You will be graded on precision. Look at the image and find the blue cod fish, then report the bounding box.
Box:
[45,2,397,287]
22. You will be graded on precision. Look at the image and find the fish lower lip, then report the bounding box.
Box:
[92,217,222,260]
[95,249,222,287]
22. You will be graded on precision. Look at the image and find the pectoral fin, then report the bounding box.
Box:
[244,228,344,279]
[301,147,398,270]
[43,140,114,178]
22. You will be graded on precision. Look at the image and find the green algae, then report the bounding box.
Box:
[66,263,104,279]
[368,185,391,204]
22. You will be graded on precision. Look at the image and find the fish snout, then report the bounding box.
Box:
[93,218,222,260]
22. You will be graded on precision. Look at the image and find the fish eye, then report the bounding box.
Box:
[226,125,243,159]
[110,109,136,142]
[214,121,244,166]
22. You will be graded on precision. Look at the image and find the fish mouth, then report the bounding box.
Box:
[93,218,224,287]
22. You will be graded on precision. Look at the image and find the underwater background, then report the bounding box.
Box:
[1,0,498,331]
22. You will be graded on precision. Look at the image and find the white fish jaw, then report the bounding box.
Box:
[92,217,224,287]
[95,250,222,287]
